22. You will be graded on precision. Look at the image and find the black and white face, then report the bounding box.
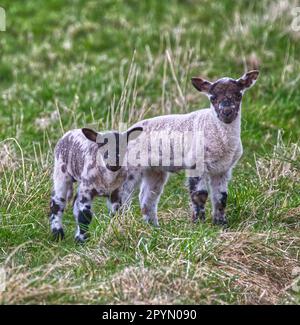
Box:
[82,127,143,172]
[191,70,259,124]
[208,79,243,124]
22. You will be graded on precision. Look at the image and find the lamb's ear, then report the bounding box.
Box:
[191,77,212,93]
[126,127,143,143]
[237,70,259,90]
[82,128,98,142]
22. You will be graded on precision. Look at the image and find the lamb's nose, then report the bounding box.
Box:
[223,107,232,116]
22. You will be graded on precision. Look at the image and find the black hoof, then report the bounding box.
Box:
[52,228,65,241]
[192,213,205,224]
[75,234,87,244]
[213,218,228,227]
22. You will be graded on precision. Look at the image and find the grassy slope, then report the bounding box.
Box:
[0,0,299,304]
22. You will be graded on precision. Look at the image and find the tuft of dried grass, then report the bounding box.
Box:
[215,231,300,304]
[0,244,110,304]
[35,111,59,131]
[255,131,300,185]
[108,265,224,305]
[264,0,299,23]
[0,143,19,173]
[109,266,171,304]
[235,52,261,71]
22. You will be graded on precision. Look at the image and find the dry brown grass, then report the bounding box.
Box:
[100,229,300,305]
[0,243,110,304]
[108,265,223,305]
[215,231,300,304]
[0,142,19,173]
[255,132,300,186]
[35,111,59,131]
[264,0,298,23]
[1,226,299,304]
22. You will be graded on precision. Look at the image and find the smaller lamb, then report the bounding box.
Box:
[49,126,143,242]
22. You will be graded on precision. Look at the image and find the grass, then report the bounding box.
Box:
[0,0,300,304]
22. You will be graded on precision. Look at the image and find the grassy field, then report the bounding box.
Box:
[0,0,300,304]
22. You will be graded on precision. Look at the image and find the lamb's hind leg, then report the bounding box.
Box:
[188,176,208,223]
[139,169,168,227]
[106,189,122,215]
[209,171,231,226]
[50,170,73,241]
[73,186,94,243]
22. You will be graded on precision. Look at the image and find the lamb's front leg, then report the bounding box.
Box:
[49,171,73,241]
[139,169,168,227]
[106,189,122,214]
[188,176,208,223]
[73,187,94,243]
[106,170,141,214]
[209,171,231,226]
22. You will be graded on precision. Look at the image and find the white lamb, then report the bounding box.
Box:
[118,70,259,227]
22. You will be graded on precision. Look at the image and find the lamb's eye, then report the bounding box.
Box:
[236,93,242,99]
[210,95,217,101]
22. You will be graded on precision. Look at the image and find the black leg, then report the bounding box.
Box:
[49,195,66,241]
[73,189,93,243]
[209,173,230,226]
[188,177,208,223]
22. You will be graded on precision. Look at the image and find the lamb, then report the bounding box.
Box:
[118,70,259,227]
[49,126,143,242]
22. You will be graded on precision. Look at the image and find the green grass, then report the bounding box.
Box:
[0,0,300,304]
